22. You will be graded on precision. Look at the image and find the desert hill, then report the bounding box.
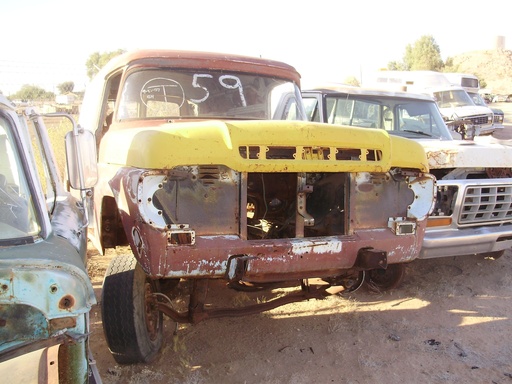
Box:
[451,49,512,94]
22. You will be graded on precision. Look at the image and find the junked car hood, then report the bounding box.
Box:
[420,138,512,169]
[438,105,491,120]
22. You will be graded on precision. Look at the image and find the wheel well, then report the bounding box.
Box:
[101,196,128,248]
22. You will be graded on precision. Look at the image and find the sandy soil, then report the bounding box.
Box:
[87,247,512,384]
[86,104,512,384]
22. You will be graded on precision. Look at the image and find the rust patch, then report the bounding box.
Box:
[357,183,374,192]
[50,316,77,331]
[58,295,75,310]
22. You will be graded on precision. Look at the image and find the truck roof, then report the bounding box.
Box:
[303,85,436,102]
[97,49,302,86]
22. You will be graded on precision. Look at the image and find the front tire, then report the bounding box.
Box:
[482,250,505,260]
[101,254,163,364]
[366,263,406,291]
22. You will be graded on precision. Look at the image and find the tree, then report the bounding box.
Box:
[388,35,445,71]
[344,76,360,87]
[11,84,55,101]
[403,35,444,71]
[441,57,458,73]
[86,49,126,80]
[387,60,407,71]
[57,81,75,94]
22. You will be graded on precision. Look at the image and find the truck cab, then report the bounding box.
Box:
[0,96,100,383]
[302,86,512,261]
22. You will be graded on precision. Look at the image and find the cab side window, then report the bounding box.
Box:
[302,97,321,122]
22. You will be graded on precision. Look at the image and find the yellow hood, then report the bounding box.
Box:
[100,120,428,173]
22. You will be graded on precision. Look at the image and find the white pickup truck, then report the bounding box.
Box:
[302,86,512,261]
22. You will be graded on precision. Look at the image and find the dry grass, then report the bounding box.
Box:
[42,115,76,178]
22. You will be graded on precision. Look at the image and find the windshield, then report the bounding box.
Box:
[306,93,452,140]
[117,69,306,121]
[468,92,487,107]
[434,89,474,108]
[0,116,40,240]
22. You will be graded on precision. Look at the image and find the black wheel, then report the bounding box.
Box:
[101,254,163,364]
[366,263,406,291]
[338,271,366,294]
[482,250,505,260]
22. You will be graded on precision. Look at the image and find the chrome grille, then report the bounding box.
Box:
[494,114,504,124]
[469,115,490,125]
[459,185,512,225]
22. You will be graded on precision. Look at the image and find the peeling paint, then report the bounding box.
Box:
[290,239,343,255]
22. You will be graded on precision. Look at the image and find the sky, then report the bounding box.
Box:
[1,0,511,95]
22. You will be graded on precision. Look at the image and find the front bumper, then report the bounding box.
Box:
[419,224,512,259]
[130,228,426,282]
[420,178,512,259]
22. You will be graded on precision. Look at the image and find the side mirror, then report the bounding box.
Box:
[65,127,98,190]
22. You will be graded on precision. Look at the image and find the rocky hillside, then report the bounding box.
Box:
[451,49,512,94]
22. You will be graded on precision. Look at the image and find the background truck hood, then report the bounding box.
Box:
[100,120,429,173]
[419,138,512,168]
[438,105,491,119]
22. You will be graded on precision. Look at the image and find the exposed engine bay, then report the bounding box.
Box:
[246,172,346,239]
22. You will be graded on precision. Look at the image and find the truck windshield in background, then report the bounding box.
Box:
[433,88,475,109]
[362,70,495,137]
[303,90,453,140]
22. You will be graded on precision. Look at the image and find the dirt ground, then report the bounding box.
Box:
[86,104,512,384]
[87,248,512,384]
